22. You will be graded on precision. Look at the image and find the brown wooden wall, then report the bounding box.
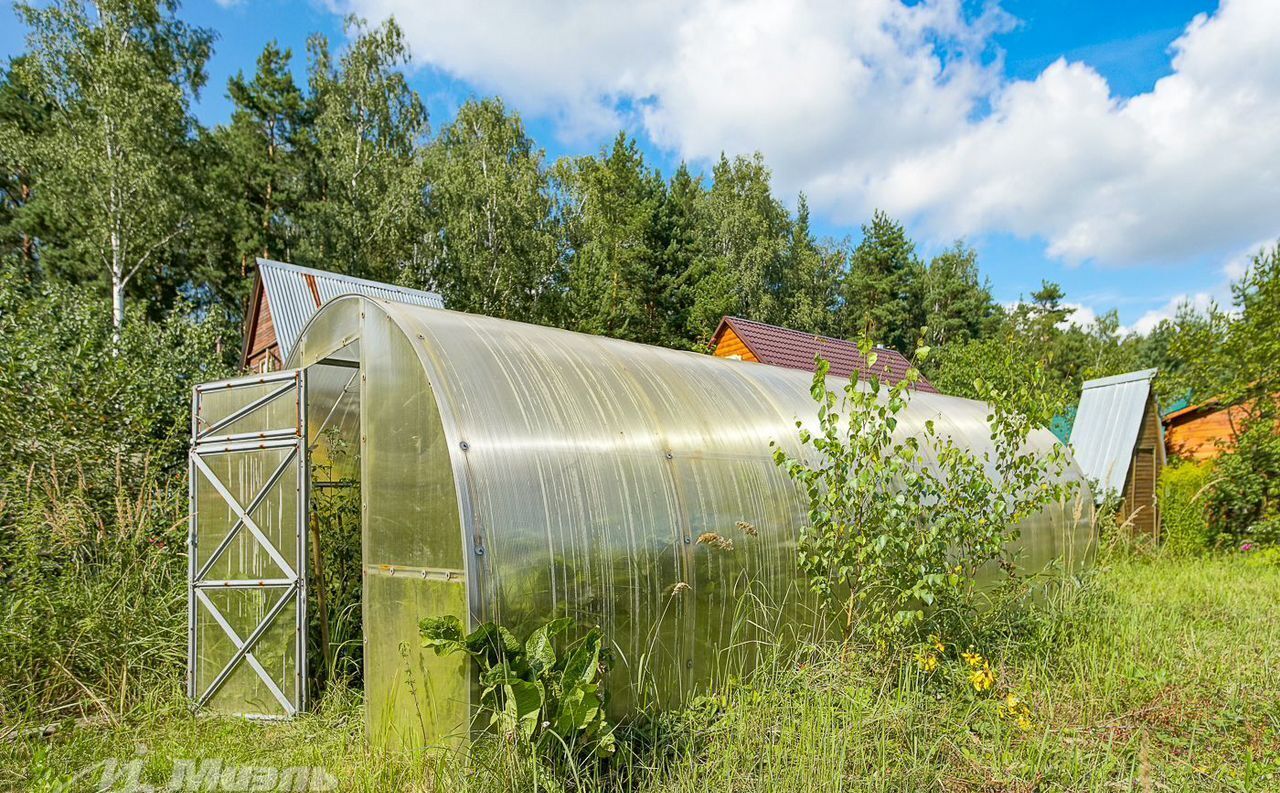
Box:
[711,326,759,362]
[1165,404,1246,461]
[242,279,283,372]
[1122,396,1164,538]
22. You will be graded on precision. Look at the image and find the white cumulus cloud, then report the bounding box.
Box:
[338,0,1280,268]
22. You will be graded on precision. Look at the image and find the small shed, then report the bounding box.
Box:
[1069,369,1165,537]
[709,316,939,392]
[241,258,444,371]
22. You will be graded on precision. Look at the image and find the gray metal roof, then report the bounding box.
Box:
[1068,368,1158,497]
[257,258,445,359]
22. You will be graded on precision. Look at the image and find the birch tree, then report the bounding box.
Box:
[420,97,560,323]
[299,17,428,284]
[14,0,211,337]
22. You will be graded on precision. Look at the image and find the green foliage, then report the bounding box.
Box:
[772,344,1075,649]
[840,211,923,353]
[684,153,790,341]
[11,556,1280,792]
[0,273,229,718]
[417,97,560,323]
[420,615,616,759]
[308,428,363,690]
[1206,420,1280,547]
[1165,246,1280,548]
[0,272,232,505]
[555,133,668,342]
[299,17,429,283]
[778,193,842,337]
[12,0,213,327]
[921,241,999,349]
[211,41,309,274]
[1158,461,1216,555]
[1174,245,1280,411]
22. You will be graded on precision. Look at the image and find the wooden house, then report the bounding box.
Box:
[708,316,938,392]
[1069,370,1164,537]
[241,259,444,371]
[1163,397,1275,461]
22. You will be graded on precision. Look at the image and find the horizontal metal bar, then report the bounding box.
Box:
[195,370,299,393]
[192,438,302,455]
[198,427,301,445]
[195,579,294,588]
[315,357,360,369]
[364,563,466,582]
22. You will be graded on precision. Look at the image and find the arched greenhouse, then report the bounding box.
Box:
[187,296,1095,748]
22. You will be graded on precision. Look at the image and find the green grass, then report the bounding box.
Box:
[6,552,1280,792]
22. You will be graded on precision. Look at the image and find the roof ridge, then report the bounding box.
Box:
[256,257,442,301]
[725,316,897,354]
[1081,368,1158,390]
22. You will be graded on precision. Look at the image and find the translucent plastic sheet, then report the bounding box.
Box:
[282,296,1096,747]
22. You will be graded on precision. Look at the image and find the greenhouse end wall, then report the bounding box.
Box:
[286,295,1095,749]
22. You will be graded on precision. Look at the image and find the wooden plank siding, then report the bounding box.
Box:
[1122,397,1164,538]
[243,278,284,373]
[1163,401,1273,462]
[711,326,759,362]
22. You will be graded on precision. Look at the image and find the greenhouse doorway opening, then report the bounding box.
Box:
[304,353,364,701]
[188,349,365,719]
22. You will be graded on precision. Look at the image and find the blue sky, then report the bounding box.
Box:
[5,0,1274,333]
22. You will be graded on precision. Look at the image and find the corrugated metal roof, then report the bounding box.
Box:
[257,258,445,359]
[1068,368,1158,496]
[712,316,939,393]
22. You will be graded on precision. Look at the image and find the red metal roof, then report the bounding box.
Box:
[711,316,938,393]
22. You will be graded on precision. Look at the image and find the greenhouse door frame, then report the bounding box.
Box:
[188,369,309,719]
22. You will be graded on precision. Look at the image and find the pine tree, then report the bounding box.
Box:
[780,194,840,336]
[555,133,666,342]
[0,57,49,280]
[656,162,704,348]
[840,210,922,351]
[218,42,308,273]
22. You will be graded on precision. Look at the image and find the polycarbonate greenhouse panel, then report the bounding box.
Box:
[282,296,1097,748]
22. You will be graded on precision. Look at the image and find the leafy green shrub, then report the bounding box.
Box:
[1206,419,1280,547]
[1158,461,1215,555]
[0,273,233,719]
[0,272,233,509]
[772,343,1076,651]
[420,616,616,759]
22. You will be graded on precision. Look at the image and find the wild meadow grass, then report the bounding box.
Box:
[5,551,1280,792]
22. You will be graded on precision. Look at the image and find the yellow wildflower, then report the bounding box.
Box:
[969,663,995,692]
[929,634,945,653]
[915,651,938,672]
[961,650,983,668]
[999,691,1033,730]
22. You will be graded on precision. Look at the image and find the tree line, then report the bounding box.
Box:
[0,0,1249,418]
